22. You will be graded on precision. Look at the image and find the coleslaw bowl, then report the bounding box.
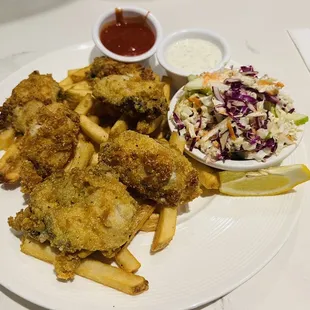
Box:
[168,86,305,172]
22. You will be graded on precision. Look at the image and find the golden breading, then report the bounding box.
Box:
[10,100,44,133]
[93,75,168,122]
[54,252,82,280]
[19,103,80,193]
[99,131,201,206]
[88,56,158,81]
[0,71,60,131]
[8,165,140,259]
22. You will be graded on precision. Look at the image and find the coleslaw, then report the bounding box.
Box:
[173,66,308,162]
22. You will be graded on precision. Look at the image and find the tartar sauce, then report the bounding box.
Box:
[166,38,222,73]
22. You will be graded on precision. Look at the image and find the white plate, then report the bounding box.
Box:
[0,42,307,310]
[168,67,304,171]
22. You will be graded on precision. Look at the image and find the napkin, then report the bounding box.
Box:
[288,28,310,72]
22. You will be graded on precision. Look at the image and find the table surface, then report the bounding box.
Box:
[1,0,310,309]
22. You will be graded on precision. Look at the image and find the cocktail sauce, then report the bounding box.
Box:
[100,9,155,56]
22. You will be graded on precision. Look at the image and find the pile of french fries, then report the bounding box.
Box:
[0,64,221,295]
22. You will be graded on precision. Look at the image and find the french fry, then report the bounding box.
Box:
[169,132,186,153]
[151,117,169,139]
[0,140,21,183]
[0,128,15,150]
[141,213,159,232]
[65,137,95,172]
[162,76,171,102]
[102,125,111,135]
[123,204,155,249]
[77,259,148,295]
[136,116,163,134]
[89,152,99,166]
[74,94,93,115]
[80,115,109,144]
[78,250,92,259]
[110,115,128,137]
[68,68,80,76]
[187,156,220,189]
[59,76,74,90]
[156,138,170,147]
[70,66,91,83]
[69,81,91,91]
[88,115,100,125]
[21,238,148,295]
[115,248,141,273]
[21,237,56,264]
[151,207,177,253]
[65,89,92,105]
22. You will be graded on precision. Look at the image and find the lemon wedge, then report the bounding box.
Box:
[219,164,310,196]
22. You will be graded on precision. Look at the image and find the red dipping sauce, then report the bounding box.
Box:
[100,9,155,56]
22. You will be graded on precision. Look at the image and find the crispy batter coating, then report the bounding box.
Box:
[54,252,82,280]
[20,103,80,193]
[0,71,60,131]
[89,56,158,81]
[8,165,140,260]
[93,75,168,122]
[99,131,201,206]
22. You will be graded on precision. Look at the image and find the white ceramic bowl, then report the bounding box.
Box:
[156,28,231,89]
[92,7,163,63]
[168,87,304,171]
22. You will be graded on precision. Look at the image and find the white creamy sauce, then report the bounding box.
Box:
[166,38,222,73]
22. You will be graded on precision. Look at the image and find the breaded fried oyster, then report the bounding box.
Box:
[88,56,159,81]
[93,75,168,122]
[20,103,80,193]
[99,130,201,206]
[8,165,141,279]
[0,71,61,132]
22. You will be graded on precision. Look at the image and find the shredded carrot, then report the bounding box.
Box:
[258,79,284,88]
[227,120,236,140]
[287,135,294,141]
[258,79,273,86]
[213,141,219,148]
[275,81,284,88]
[188,96,202,108]
[203,72,220,86]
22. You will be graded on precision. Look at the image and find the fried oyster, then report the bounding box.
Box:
[8,165,141,279]
[99,130,201,206]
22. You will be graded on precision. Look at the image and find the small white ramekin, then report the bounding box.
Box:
[156,28,231,89]
[92,7,163,63]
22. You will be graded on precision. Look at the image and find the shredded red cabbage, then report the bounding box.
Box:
[224,78,241,84]
[240,65,258,76]
[240,65,254,72]
[234,119,246,129]
[173,112,185,130]
[189,138,197,151]
[264,138,277,152]
[197,116,202,131]
[265,93,280,104]
[241,106,248,114]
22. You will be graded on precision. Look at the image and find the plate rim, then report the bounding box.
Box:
[0,42,306,310]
